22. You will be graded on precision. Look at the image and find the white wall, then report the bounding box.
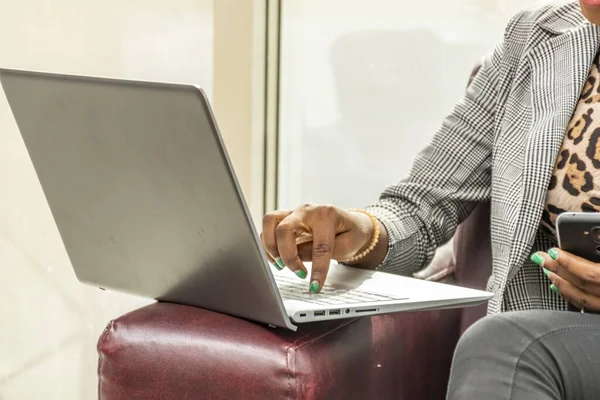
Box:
[0,1,214,398]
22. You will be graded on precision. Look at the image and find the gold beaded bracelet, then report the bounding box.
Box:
[341,209,380,263]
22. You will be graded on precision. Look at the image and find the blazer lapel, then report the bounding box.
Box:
[506,22,600,283]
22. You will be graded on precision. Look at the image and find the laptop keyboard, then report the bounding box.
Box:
[275,275,405,306]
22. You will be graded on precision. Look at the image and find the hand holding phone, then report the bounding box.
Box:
[554,212,600,312]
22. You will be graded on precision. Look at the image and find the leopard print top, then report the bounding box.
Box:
[542,54,600,235]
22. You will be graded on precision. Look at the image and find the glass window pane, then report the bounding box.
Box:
[278,0,540,209]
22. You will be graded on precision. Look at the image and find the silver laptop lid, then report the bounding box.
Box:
[0,68,295,330]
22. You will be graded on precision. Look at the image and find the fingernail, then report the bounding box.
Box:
[531,252,544,267]
[273,262,283,271]
[275,258,286,270]
[295,270,307,279]
[548,248,559,260]
[543,268,551,278]
[309,280,320,294]
[550,284,559,294]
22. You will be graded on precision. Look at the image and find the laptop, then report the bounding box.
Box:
[0,68,493,331]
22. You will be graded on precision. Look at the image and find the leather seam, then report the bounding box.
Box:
[285,344,295,400]
[97,320,115,400]
[291,332,318,346]
[284,319,360,399]
[508,324,600,400]
[294,318,360,350]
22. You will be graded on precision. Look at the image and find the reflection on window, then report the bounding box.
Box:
[278,0,540,209]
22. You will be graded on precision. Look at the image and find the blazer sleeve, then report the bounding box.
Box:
[365,38,505,276]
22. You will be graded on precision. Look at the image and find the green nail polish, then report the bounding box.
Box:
[550,284,559,294]
[295,270,307,279]
[548,248,559,260]
[543,268,551,278]
[275,258,286,269]
[531,252,544,267]
[309,280,320,294]
[272,261,283,271]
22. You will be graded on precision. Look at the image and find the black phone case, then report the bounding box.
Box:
[557,212,600,263]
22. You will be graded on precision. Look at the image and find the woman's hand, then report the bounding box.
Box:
[260,204,387,293]
[532,249,600,312]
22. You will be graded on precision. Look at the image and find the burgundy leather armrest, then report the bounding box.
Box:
[453,202,492,334]
[98,303,461,400]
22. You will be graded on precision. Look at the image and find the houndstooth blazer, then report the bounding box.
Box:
[366,1,600,314]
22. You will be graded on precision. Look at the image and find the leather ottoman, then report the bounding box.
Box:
[98,303,461,399]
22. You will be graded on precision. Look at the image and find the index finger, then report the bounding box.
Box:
[309,216,336,294]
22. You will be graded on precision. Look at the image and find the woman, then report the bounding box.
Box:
[262,1,600,399]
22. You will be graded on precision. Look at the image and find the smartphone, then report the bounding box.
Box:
[556,212,600,263]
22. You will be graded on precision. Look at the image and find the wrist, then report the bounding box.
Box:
[352,211,375,250]
[350,220,388,270]
[343,210,384,267]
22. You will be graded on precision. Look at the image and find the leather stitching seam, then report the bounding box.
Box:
[285,343,294,400]
[97,320,115,400]
[295,318,360,350]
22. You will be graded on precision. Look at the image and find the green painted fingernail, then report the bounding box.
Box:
[548,248,559,260]
[543,268,551,278]
[295,270,307,279]
[309,280,320,294]
[273,261,283,271]
[531,252,544,267]
[550,284,559,294]
[275,258,286,269]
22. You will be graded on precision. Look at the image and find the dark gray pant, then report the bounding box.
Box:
[446,310,600,400]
